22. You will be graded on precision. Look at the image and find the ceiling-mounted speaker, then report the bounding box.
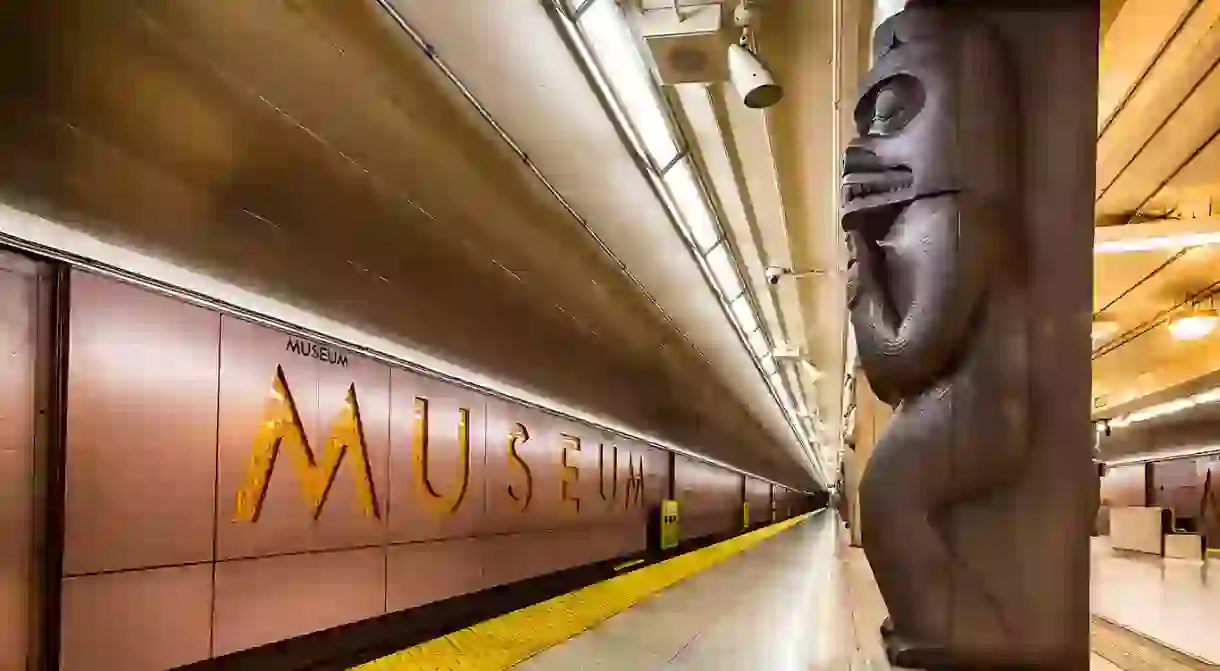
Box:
[728,42,783,108]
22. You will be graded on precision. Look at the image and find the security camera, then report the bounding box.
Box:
[766,265,832,285]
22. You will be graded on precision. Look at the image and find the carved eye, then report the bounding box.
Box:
[856,74,925,137]
[871,90,901,131]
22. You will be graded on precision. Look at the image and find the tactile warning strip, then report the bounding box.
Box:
[1092,616,1219,671]
[352,512,817,671]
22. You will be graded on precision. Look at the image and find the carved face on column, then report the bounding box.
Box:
[841,7,1016,236]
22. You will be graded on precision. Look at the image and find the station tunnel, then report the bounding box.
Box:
[0,1,1215,670]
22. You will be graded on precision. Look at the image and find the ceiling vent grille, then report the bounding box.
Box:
[639,5,732,85]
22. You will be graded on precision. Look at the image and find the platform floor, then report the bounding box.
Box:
[514,511,853,670]
[1091,538,1220,665]
[513,513,1201,670]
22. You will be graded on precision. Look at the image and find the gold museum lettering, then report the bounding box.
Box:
[233,366,645,522]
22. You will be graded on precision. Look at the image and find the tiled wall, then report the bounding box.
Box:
[58,271,669,670]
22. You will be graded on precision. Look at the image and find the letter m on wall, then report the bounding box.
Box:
[233,365,380,522]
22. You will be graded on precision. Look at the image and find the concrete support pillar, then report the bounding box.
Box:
[842,1,1098,667]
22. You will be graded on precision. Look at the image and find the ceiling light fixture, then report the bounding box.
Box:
[1107,386,1220,429]
[1093,217,1220,254]
[1168,306,1219,341]
[552,0,825,484]
[1095,233,1220,254]
[1091,318,1119,343]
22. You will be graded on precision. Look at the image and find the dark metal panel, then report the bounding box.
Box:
[388,368,487,543]
[746,477,771,525]
[211,547,386,657]
[1150,458,1201,517]
[0,251,42,670]
[62,270,220,575]
[1100,463,1147,508]
[59,564,213,671]
[216,315,390,560]
[385,537,484,613]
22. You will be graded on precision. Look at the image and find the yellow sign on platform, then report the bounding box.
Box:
[660,499,680,550]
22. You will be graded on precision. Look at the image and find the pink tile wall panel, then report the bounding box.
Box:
[63,271,220,574]
[211,547,386,656]
[56,273,685,664]
[388,368,487,543]
[386,537,485,612]
[215,316,391,560]
[60,564,213,671]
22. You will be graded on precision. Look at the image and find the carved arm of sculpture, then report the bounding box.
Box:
[848,201,996,401]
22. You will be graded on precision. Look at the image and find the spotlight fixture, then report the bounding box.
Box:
[1168,305,1219,341]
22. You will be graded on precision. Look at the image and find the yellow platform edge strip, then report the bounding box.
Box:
[354,512,818,671]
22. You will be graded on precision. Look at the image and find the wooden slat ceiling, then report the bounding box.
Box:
[1093,0,1220,414]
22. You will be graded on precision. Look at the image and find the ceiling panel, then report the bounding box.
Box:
[1096,0,1220,199]
[1093,0,1220,421]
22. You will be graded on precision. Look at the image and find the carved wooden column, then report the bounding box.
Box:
[842,1,1098,668]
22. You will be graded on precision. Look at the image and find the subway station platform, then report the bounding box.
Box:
[491,513,1219,671]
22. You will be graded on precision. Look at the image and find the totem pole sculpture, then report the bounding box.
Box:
[842,3,1096,669]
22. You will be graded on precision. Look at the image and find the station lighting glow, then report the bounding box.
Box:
[1107,386,1220,429]
[554,0,827,484]
[665,158,721,252]
[579,0,678,168]
[1167,308,1219,341]
[1094,232,1220,254]
[706,242,743,299]
[1090,319,1119,343]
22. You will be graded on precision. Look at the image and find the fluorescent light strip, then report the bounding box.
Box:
[558,1,824,483]
[706,241,744,300]
[747,328,768,357]
[1107,386,1220,428]
[578,0,679,169]
[1095,233,1220,253]
[664,157,721,252]
[0,204,813,493]
[731,295,758,333]
[1105,443,1220,467]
